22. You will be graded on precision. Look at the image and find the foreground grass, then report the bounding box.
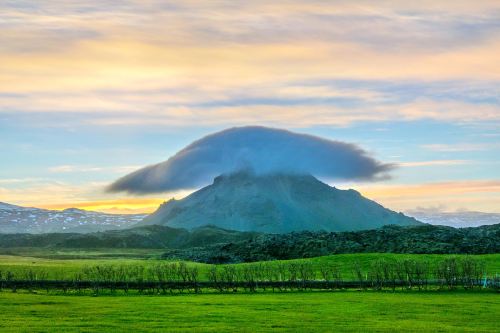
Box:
[0,291,497,332]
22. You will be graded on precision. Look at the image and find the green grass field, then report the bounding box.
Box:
[0,251,498,332]
[1,251,499,280]
[0,291,498,332]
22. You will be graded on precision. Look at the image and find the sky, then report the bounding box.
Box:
[0,0,499,214]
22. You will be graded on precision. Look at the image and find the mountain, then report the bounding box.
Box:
[406,210,500,228]
[0,202,146,234]
[141,172,421,233]
[0,225,259,249]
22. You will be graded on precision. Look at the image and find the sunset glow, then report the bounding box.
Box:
[1,1,499,213]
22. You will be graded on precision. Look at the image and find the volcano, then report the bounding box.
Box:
[141,172,421,233]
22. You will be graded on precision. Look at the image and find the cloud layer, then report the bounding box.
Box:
[1,1,499,128]
[108,126,393,193]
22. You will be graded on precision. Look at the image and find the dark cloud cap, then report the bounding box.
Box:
[108,126,393,194]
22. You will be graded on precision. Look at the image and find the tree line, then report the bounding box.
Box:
[0,257,498,295]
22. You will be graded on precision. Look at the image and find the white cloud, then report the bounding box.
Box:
[398,160,471,167]
[421,143,499,152]
[48,165,142,174]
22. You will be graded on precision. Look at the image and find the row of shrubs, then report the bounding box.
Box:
[0,257,498,294]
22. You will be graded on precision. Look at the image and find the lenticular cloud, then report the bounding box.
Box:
[107,126,393,194]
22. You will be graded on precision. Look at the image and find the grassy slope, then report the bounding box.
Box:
[0,291,498,332]
[1,252,499,280]
[292,253,500,276]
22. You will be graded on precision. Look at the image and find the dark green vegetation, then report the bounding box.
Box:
[166,223,500,263]
[1,224,498,265]
[0,292,498,332]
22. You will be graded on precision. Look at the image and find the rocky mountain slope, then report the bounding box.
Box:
[142,171,421,233]
[0,202,145,234]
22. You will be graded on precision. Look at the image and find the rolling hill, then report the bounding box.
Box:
[0,225,258,249]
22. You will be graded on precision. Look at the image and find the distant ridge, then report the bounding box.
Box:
[0,225,259,249]
[0,202,30,211]
[0,202,146,234]
[406,210,500,228]
[141,172,421,233]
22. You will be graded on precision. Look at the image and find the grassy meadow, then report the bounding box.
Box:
[0,250,498,331]
[0,291,498,332]
[0,250,499,281]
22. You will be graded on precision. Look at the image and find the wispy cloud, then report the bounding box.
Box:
[48,165,142,174]
[0,178,49,184]
[1,1,499,129]
[398,160,471,167]
[421,143,499,152]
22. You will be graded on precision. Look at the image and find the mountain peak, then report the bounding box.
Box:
[142,173,421,233]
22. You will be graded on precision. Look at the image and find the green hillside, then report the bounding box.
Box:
[1,252,499,281]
